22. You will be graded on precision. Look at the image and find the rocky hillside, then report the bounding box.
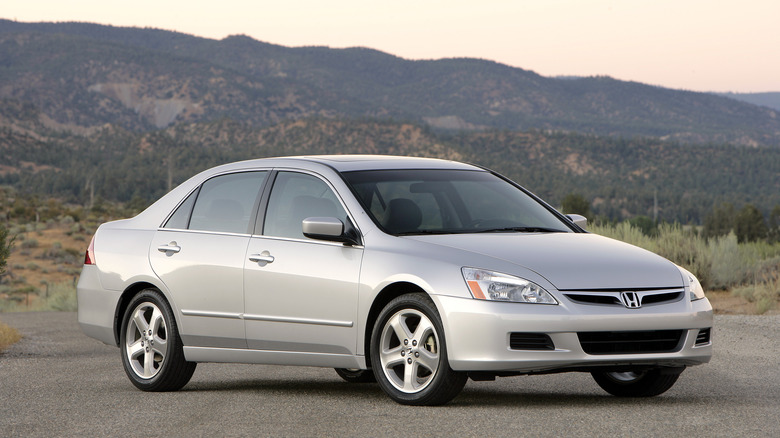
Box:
[2,20,780,146]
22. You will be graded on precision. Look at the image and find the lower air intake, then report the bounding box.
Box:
[509,333,555,350]
[578,330,684,355]
[695,328,711,346]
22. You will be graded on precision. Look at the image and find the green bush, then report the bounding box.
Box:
[45,281,78,311]
[731,270,779,314]
[20,239,39,249]
[709,233,746,289]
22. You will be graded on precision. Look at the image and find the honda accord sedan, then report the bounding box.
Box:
[77,155,712,405]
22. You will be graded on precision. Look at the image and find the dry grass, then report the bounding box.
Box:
[0,320,21,352]
[1,222,88,310]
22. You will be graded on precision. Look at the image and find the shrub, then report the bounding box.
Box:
[709,233,747,289]
[0,321,21,352]
[45,281,78,311]
[20,239,38,249]
[0,225,14,276]
[731,270,779,314]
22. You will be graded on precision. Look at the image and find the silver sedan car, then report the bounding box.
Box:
[77,155,712,405]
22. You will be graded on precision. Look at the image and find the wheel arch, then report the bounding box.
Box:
[113,281,176,346]
[363,281,429,369]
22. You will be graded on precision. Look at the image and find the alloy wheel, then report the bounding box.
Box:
[378,308,440,393]
[124,301,168,379]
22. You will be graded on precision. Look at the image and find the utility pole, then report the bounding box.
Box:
[653,189,658,223]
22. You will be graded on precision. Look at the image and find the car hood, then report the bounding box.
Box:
[405,232,683,290]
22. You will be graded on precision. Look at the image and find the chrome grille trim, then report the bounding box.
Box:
[563,288,685,308]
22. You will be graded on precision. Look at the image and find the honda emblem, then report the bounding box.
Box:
[620,291,641,308]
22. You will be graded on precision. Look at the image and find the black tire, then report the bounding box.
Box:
[119,289,196,391]
[591,368,683,397]
[370,293,467,406]
[335,368,376,383]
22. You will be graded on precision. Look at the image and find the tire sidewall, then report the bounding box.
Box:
[119,289,177,390]
[370,293,459,405]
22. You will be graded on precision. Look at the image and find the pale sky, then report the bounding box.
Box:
[5,0,779,92]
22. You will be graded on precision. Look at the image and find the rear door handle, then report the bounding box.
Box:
[248,253,275,263]
[157,243,181,253]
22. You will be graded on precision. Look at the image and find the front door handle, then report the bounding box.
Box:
[157,242,181,253]
[248,253,275,264]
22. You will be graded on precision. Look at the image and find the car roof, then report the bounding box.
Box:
[222,155,483,173]
[121,155,486,230]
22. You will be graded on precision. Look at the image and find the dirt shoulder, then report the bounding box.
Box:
[707,290,779,315]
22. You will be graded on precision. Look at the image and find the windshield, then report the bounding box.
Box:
[342,169,572,235]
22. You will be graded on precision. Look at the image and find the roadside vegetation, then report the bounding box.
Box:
[0,320,21,352]
[0,187,138,313]
[1,188,778,314]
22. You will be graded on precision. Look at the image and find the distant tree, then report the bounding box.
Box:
[702,202,735,239]
[767,205,780,244]
[0,225,15,276]
[561,193,590,217]
[628,215,658,236]
[734,204,768,243]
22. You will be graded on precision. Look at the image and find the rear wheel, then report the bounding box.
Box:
[370,293,467,406]
[334,368,376,383]
[120,289,196,391]
[591,368,683,397]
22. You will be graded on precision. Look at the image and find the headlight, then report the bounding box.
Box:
[462,267,557,304]
[679,267,705,301]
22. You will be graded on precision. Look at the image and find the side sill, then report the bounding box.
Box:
[183,346,366,369]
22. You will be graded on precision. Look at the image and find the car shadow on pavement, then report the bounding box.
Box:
[453,386,708,408]
[174,377,707,407]
[182,378,385,398]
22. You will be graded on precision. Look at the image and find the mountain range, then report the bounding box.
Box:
[1,19,779,224]
[1,19,779,147]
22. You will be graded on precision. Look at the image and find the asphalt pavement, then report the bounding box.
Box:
[1,312,778,437]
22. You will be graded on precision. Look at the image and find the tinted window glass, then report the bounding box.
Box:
[187,172,267,234]
[163,189,198,229]
[264,172,348,239]
[343,169,570,235]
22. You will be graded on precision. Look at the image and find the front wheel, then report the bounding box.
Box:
[119,289,196,391]
[591,368,683,397]
[370,293,467,406]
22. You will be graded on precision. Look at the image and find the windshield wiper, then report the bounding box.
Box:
[395,229,471,236]
[395,227,564,236]
[474,226,564,234]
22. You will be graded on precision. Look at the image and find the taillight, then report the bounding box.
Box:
[84,235,96,265]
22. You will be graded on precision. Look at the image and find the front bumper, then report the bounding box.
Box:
[433,294,713,373]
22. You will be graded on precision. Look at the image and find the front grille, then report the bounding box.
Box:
[695,328,711,345]
[510,333,555,350]
[563,289,684,308]
[565,294,621,306]
[641,291,684,305]
[578,330,684,355]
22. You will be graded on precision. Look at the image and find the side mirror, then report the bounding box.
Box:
[302,217,361,245]
[566,214,588,230]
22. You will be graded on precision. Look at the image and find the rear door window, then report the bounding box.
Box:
[164,171,267,234]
